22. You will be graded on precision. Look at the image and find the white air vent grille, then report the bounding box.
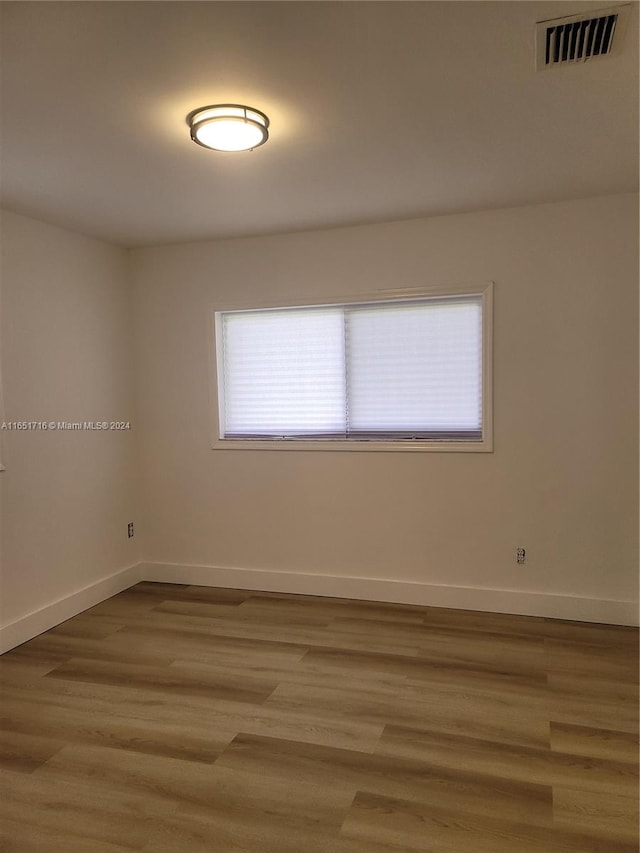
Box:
[536,5,630,69]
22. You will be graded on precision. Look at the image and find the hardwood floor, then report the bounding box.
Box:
[1,582,638,852]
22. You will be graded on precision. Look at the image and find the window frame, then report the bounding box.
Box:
[209,282,493,452]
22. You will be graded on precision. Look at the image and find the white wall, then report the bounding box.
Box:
[132,194,639,624]
[1,195,637,642]
[0,211,139,650]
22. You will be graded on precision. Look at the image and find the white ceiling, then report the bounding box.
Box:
[1,1,638,248]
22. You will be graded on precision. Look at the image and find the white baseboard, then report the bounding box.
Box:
[139,561,639,627]
[0,563,142,654]
[2,560,636,653]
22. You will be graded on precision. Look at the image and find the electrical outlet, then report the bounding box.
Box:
[516,547,526,564]
[127,522,134,539]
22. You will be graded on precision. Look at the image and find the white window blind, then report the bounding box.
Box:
[222,307,346,436]
[219,294,484,441]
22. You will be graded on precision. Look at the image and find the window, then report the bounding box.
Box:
[213,284,492,451]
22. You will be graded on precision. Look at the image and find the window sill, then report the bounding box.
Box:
[211,437,492,453]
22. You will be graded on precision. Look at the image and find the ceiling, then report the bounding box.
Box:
[1,1,638,248]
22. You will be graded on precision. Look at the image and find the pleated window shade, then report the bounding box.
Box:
[219,294,483,441]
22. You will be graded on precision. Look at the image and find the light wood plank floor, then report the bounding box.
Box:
[1,582,638,852]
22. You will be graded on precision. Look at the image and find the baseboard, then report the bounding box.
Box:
[0,563,142,654]
[139,561,639,627]
[2,560,635,653]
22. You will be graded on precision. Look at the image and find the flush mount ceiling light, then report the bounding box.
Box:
[186,104,269,152]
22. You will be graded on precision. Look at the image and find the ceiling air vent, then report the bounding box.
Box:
[536,5,630,70]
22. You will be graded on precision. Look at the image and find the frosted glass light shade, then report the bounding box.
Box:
[187,104,269,152]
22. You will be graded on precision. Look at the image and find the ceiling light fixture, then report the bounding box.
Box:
[186,104,270,152]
